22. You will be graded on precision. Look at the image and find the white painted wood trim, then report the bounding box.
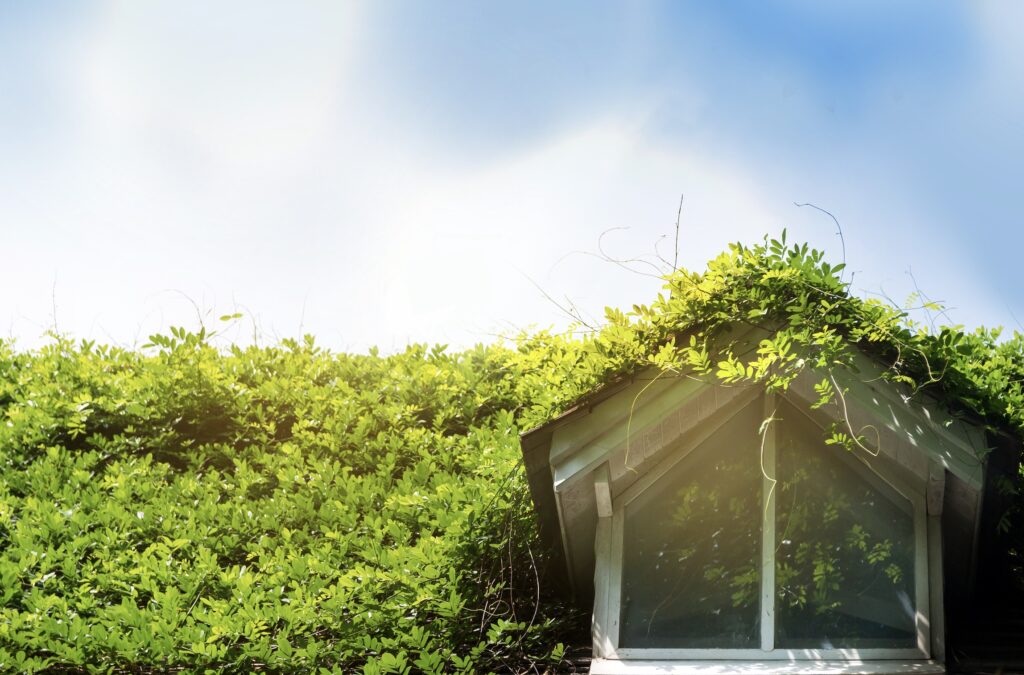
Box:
[914,492,931,658]
[549,372,704,463]
[595,464,613,518]
[593,500,614,658]
[551,488,578,601]
[761,391,777,652]
[551,381,761,489]
[608,505,625,653]
[590,659,945,674]
[927,516,945,662]
[612,648,929,661]
[610,648,930,661]
[597,390,933,664]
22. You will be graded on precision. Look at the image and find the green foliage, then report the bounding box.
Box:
[1,235,1022,671]
[505,235,1024,446]
[0,334,577,673]
[501,234,1024,598]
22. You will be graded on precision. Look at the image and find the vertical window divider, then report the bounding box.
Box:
[760,391,777,652]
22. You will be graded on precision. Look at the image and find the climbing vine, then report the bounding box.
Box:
[0,236,1021,672]
[513,234,1024,440]
[504,233,1024,602]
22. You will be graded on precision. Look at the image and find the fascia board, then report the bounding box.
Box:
[551,373,708,490]
[589,659,945,674]
[818,353,987,489]
[549,323,768,488]
[548,369,680,465]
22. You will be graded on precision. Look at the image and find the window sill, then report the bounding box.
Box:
[589,659,945,675]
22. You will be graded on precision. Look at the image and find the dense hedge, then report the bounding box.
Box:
[0,333,586,673]
[1,238,1022,672]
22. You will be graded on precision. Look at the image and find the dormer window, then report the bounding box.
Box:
[595,395,929,666]
[520,351,991,675]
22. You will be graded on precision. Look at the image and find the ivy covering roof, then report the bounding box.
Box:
[516,235,1024,441]
[0,237,1021,673]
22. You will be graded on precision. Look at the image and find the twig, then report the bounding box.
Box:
[50,277,60,336]
[674,193,684,273]
[906,265,956,331]
[1007,308,1024,334]
[829,371,881,457]
[595,227,668,279]
[794,202,846,283]
[759,409,779,523]
[517,271,598,331]
[624,368,671,471]
[161,289,207,331]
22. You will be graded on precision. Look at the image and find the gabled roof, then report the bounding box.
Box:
[520,328,993,602]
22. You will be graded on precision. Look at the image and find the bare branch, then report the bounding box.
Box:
[653,233,675,271]
[906,265,956,330]
[1009,308,1024,334]
[794,202,846,282]
[595,227,667,279]
[674,192,684,273]
[517,270,598,331]
[50,277,60,336]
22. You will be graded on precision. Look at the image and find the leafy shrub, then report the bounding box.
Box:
[1,237,1022,672]
[0,335,579,673]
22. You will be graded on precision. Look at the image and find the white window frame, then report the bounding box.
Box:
[593,392,933,662]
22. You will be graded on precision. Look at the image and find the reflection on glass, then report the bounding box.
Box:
[774,400,916,649]
[620,401,763,648]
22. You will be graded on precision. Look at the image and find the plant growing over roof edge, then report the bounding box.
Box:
[0,235,1021,673]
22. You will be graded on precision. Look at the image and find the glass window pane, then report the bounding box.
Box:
[620,400,763,648]
[774,400,917,649]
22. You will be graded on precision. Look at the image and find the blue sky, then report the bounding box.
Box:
[1,1,1022,350]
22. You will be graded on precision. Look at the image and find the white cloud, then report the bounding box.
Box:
[74,1,364,178]
[302,114,796,348]
[3,3,1020,352]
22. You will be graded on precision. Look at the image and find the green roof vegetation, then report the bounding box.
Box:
[1,236,1021,673]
